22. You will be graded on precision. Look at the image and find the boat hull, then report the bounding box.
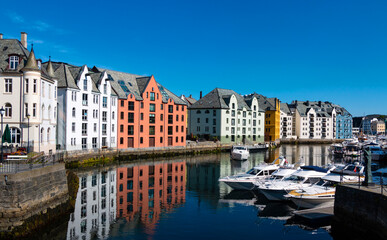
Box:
[289,196,334,209]
[259,189,288,201]
[231,152,249,161]
[220,180,256,190]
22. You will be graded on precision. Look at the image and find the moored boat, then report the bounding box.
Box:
[230,145,250,161]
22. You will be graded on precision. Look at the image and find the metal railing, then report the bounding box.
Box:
[0,152,65,174]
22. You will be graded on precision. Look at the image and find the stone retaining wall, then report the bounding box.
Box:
[0,163,69,232]
[332,185,387,239]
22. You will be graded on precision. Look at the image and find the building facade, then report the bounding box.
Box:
[280,103,295,139]
[253,94,281,142]
[53,63,118,151]
[97,70,188,149]
[188,88,265,144]
[0,32,57,153]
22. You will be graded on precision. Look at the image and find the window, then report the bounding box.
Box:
[33,80,37,93]
[32,103,37,117]
[5,103,11,117]
[42,82,45,97]
[161,104,163,110]
[176,126,178,132]
[168,126,173,135]
[160,114,163,121]
[121,100,124,107]
[160,125,163,132]
[72,122,75,132]
[181,126,184,132]
[82,123,87,135]
[182,115,184,121]
[128,101,134,110]
[92,137,97,148]
[25,79,29,93]
[103,83,107,94]
[103,97,107,108]
[150,92,155,101]
[120,112,124,120]
[102,124,107,135]
[150,104,155,112]
[82,138,87,149]
[140,125,143,132]
[112,111,115,119]
[4,79,12,93]
[83,79,88,91]
[9,56,19,70]
[128,112,134,123]
[168,105,173,113]
[168,115,173,124]
[82,94,88,106]
[141,102,144,108]
[176,115,179,122]
[149,114,155,123]
[149,126,155,135]
[54,86,57,98]
[102,111,107,122]
[93,123,96,132]
[82,110,88,121]
[128,125,134,135]
[10,128,21,143]
[120,125,124,132]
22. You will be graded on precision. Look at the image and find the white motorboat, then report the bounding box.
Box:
[330,144,344,157]
[254,168,298,189]
[230,145,250,161]
[286,164,365,209]
[257,166,330,201]
[219,156,287,190]
[344,142,361,157]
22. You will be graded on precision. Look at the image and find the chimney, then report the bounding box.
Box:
[21,32,27,49]
[318,101,322,107]
[200,91,202,99]
[0,33,3,40]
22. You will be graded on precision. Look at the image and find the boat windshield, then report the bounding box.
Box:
[234,147,246,150]
[246,168,260,175]
[284,175,305,183]
[314,179,336,187]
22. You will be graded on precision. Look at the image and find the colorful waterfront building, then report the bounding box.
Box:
[188,88,265,144]
[252,93,281,142]
[0,32,57,153]
[95,69,187,149]
[116,162,186,232]
[331,103,352,139]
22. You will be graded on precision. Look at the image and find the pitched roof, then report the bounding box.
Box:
[46,62,79,89]
[289,100,350,117]
[22,47,39,71]
[189,88,250,110]
[180,95,197,106]
[244,93,276,111]
[0,39,29,73]
[280,102,292,115]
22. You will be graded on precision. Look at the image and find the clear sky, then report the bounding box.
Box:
[1,0,386,116]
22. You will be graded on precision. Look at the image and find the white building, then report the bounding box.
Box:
[50,62,118,151]
[280,103,294,139]
[0,32,57,153]
[188,88,265,144]
[289,101,336,139]
[67,169,116,240]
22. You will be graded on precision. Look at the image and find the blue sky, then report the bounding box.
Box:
[2,0,386,116]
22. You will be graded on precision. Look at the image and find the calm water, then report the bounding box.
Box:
[66,144,337,240]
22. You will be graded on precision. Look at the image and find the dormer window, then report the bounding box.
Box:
[9,55,19,70]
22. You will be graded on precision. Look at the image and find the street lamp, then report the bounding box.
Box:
[0,107,4,163]
[26,113,30,154]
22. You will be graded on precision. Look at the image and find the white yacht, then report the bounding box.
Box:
[330,144,344,157]
[286,164,365,209]
[257,166,330,201]
[230,145,250,161]
[254,168,298,189]
[219,157,287,190]
[344,142,361,157]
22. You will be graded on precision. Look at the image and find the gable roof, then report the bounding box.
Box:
[0,39,29,73]
[189,88,250,110]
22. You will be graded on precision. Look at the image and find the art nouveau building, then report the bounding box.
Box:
[188,88,265,144]
[50,63,118,151]
[0,32,57,153]
[67,169,116,240]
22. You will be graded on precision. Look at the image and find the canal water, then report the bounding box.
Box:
[61,144,342,240]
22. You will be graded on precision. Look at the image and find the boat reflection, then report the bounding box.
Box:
[218,190,256,206]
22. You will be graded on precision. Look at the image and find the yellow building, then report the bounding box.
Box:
[250,93,281,142]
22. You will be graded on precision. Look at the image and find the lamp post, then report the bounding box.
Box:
[0,107,4,163]
[26,113,30,154]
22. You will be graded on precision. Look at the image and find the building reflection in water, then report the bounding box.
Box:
[273,144,332,166]
[115,161,186,235]
[67,168,117,240]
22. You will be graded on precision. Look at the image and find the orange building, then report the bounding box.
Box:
[94,68,188,149]
[116,162,186,232]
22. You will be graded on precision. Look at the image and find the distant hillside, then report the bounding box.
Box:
[352,115,386,127]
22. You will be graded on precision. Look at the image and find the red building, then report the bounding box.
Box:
[96,68,187,149]
[116,162,186,232]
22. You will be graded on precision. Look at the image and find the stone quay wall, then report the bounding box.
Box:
[333,185,387,239]
[0,163,69,232]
